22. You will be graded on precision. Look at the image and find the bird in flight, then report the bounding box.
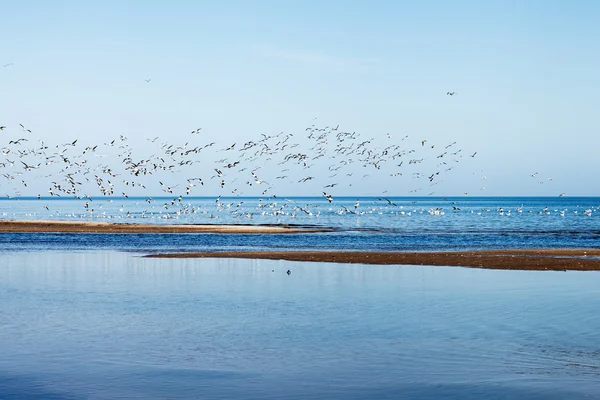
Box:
[144,78,151,83]
[9,138,28,144]
[379,197,397,207]
[447,92,457,96]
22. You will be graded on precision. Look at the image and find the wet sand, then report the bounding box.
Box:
[0,220,332,234]
[146,249,600,271]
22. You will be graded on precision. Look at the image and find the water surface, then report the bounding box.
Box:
[2,196,599,253]
[1,251,598,399]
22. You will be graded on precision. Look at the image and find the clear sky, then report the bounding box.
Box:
[1,1,599,197]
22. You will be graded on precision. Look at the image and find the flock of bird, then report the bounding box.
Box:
[0,65,571,223]
[0,113,488,221]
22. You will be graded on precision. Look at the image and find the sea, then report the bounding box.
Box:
[1,196,599,399]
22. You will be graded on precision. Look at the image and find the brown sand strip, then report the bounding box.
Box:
[146,249,600,271]
[0,220,331,234]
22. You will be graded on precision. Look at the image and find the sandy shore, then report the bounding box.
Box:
[146,249,600,271]
[0,220,332,234]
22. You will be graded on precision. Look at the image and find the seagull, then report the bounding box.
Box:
[19,123,32,133]
[9,138,28,145]
[379,197,397,206]
[144,78,151,83]
[447,92,457,96]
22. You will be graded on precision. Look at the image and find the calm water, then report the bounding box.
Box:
[1,251,599,399]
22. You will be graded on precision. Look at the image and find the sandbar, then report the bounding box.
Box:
[146,249,600,271]
[0,220,332,234]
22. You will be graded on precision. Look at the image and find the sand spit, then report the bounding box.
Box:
[146,249,600,271]
[0,220,333,234]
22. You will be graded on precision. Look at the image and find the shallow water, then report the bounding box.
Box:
[1,251,599,399]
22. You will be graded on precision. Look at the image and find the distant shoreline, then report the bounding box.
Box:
[145,249,600,271]
[0,220,333,234]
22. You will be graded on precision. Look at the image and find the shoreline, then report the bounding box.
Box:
[145,249,600,271]
[0,220,333,234]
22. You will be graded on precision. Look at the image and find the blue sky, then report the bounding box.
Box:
[1,1,598,197]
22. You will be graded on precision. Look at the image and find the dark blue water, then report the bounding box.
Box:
[1,251,599,399]
[1,229,599,254]
[1,197,599,252]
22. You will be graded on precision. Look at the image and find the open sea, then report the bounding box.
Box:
[1,196,599,399]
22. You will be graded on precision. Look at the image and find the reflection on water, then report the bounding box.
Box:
[0,251,599,399]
